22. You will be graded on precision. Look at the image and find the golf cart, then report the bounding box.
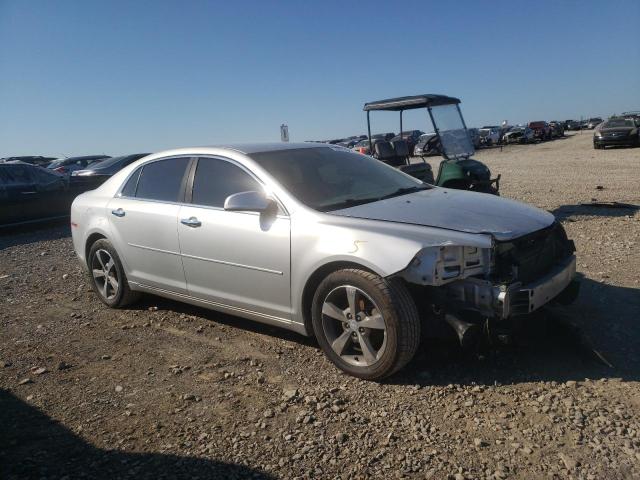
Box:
[363,94,500,194]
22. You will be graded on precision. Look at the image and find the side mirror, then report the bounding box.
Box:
[224,190,275,213]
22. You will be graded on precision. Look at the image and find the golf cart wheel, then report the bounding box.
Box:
[311,269,420,380]
[88,239,140,308]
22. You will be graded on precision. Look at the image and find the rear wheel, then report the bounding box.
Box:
[311,269,420,380]
[88,239,140,308]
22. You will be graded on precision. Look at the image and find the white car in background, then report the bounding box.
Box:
[478,126,501,146]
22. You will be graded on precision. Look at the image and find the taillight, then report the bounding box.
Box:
[54,167,66,173]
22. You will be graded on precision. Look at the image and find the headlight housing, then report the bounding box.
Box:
[401,245,492,286]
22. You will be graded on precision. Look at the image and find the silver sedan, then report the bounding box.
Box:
[71,143,578,379]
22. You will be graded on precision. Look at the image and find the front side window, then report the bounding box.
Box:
[134,157,190,202]
[7,165,33,184]
[33,167,61,184]
[191,157,261,208]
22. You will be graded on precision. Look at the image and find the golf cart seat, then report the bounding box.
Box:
[398,163,435,184]
[374,141,405,167]
[391,139,410,158]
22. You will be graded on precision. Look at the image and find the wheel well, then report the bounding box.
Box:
[85,233,107,268]
[300,261,375,336]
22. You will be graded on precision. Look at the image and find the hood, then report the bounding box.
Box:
[330,188,555,241]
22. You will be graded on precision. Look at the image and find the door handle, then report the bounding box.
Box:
[181,216,202,228]
[111,208,125,217]
[21,191,37,195]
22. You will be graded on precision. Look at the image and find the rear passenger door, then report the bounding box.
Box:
[107,156,192,293]
[177,156,291,320]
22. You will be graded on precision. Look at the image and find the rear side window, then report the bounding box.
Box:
[134,157,190,202]
[191,157,261,208]
[121,168,141,197]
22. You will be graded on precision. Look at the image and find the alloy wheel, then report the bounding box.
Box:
[321,285,387,367]
[91,249,119,300]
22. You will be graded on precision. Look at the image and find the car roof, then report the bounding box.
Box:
[202,143,325,155]
[363,94,460,112]
[138,143,357,163]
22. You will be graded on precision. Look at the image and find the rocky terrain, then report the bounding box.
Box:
[1,133,639,479]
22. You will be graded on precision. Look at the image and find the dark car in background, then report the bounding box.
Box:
[528,121,552,141]
[564,120,581,131]
[549,121,565,138]
[390,130,425,155]
[0,156,58,167]
[593,118,639,149]
[0,161,91,227]
[47,155,111,176]
[71,153,150,188]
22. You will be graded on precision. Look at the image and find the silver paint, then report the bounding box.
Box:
[71,143,567,336]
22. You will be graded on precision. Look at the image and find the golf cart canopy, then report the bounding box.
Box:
[363,94,461,112]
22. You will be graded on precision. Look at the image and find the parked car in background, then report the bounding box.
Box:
[413,133,440,156]
[478,126,500,146]
[593,118,639,149]
[585,117,603,130]
[71,153,151,188]
[549,121,565,138]
[336,138,363,148]
[352,134,396,155]
[0,161,89,227]
[564,120,581,131]
[0,156,58,167]
[352,138,377,155]
[502,126,535,144]
[72,143,578,379]
[48,155,111,176]
[528,121,552,141]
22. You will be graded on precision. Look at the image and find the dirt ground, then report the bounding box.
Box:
[1,133,639,480]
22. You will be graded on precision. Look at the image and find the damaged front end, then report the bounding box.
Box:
[397,222,579,346]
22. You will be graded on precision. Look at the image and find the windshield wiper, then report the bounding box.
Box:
[320,186,429,212]
[379,185,429,200]
[319,197,382,212]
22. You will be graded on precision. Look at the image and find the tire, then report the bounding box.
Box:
[88,239,140,308]
[311,268,420,380]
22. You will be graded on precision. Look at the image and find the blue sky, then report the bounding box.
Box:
[1,0,638,157]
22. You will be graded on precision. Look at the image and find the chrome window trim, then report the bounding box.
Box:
[115,154,195,200]
[115,154,290,217]
[191,155,289,216]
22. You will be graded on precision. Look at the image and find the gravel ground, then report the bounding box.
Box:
[1,133,639,479]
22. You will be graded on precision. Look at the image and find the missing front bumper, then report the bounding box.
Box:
[443,255,577,319]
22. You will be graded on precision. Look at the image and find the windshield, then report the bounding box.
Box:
[47,159,64,168]
[250,147,428,212]
[87,156,126,170]
[603,119,634,128]
[429,104,474,159]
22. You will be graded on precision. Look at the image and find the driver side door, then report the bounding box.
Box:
[177,156,291,321]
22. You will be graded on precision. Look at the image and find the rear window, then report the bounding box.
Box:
[603,119,634,128]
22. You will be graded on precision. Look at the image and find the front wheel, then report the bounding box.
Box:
[88,239,140,308]
[311,269,420,380]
